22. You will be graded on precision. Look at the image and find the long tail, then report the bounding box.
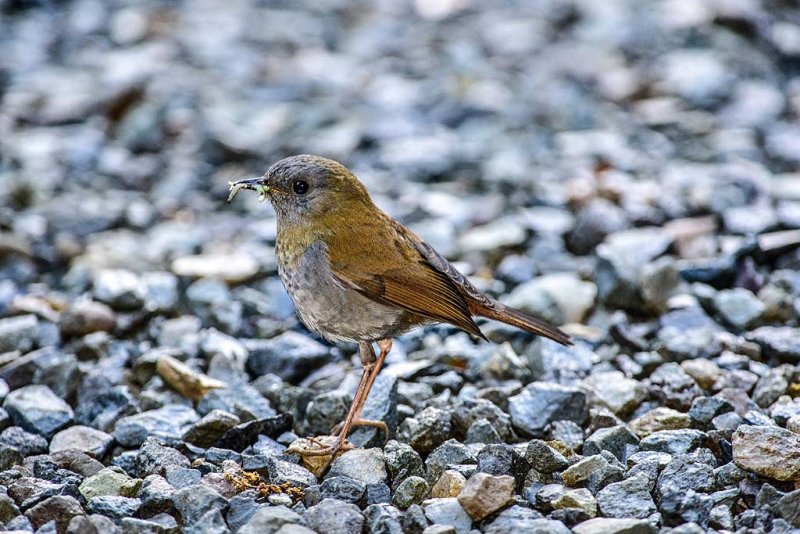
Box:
[473,300,573,346]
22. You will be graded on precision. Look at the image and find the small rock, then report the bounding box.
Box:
[86,495,141,519]
[596,473,657,519]
[567,199,630,255]
[562,455,608,487]
[402,503,429,533]
[384,440,426,483]
[0,314,39,354]
[549,420,584,451]
[0,443,23,470]
[657,456,714,527]
[732,424,800,481]
[121,514,179,533]
[508,383,587,438]
[709,504,734,530]
[459,218,527,253]
[197,384,276,422]
[268,457,317,488]
[503,273,597,325]
[182,409,240,448]
[328,448,387,486]
[113,404,199,447]
[424,440,476,485]
[3,385,74,438]
[364,504,404,534]
[93,269,146,310]
[134,438,191,477]
[60,300,117,337]
[722,204,778,235]
[76,384,139,432]
[640,429,706,455]
[680,359,721,391]
[525,440,568,473]
[483,506,559,533]
[648,363,704,411]
[595,227,672,312]
[747,326,800,362]
[172,484,228,526]
[583,425,639,461]
[67,514,120,534]
[688,397,733,426]
[156,354,226,402]
[319,476,366,505]
[24,495,85,531]
[1,426,49,455]
[630,408,691,437]
[457,397,516,440]
[393,476,429,509]
[476,443,528,481]
[465,418,503,445]
[430,470,466,498]
[582,371,645,417]
[752,366,792,408]
[138,475,175,516]
[713,288,765,330]
[237,505,306,534]
[398,406,452,453]
[350,372,398,448]
[244,332,330,383]
[422,498,472,534]
[457,473,515,521]
[305,498,364,534]
[166,467,201,489]
[776,489,800,528]
[551,488,597,517]
[172,253,260,283]
[572,517,656,534]
[50,425,114,457]
[79,467,141,499]
[143,271,180,313]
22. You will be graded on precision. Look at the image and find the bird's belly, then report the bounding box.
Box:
[277,243,415,342]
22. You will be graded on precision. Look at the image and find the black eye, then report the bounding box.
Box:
[292,179,309,195]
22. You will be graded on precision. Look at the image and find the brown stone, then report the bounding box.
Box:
[456,472,514,521]
[430,470,466,498]
[25,495,85,531]
[732,425,800,482]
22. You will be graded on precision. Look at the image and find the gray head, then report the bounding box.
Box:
[227,155,373,224]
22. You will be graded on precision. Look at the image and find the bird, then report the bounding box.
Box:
[228,154,571,464]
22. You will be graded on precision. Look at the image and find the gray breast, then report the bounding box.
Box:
[276,240,412,342]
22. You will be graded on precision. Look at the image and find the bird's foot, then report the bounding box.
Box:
[330,418,390,444]
[287,435,354,476]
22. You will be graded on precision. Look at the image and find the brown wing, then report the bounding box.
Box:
[327,216,486,339]
[390,220,572,346]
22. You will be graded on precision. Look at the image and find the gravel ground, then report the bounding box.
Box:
[2,0,800,533]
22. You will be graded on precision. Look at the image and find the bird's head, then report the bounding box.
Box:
[228,155,373,225]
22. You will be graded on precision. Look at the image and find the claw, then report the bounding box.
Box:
[332,418,389,445]
[287,436,354,476]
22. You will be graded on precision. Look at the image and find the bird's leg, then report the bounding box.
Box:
[292,341,378,462]
[333,338,392,442]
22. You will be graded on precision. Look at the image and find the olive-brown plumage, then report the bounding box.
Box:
[228,154,571,464]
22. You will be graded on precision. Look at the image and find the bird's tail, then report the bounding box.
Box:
[473,300,573,346]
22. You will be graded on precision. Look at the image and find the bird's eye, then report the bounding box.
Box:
[292,179,309,195]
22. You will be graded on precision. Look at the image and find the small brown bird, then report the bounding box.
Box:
[228,155,571,461]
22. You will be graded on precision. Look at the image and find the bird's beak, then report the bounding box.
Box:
[227,177,270,203]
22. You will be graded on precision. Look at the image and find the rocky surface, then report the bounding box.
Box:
[1,0,800,532]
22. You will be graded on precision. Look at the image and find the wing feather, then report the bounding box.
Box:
[330,261,486,339]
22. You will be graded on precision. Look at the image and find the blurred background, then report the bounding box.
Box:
[1,0,799,310]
